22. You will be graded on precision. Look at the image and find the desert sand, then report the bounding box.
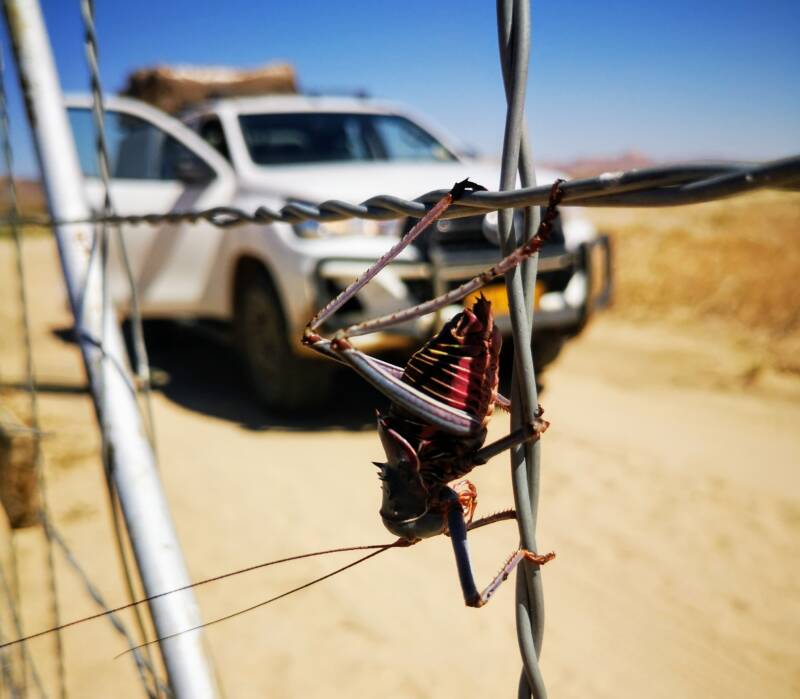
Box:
[1,194,799,698]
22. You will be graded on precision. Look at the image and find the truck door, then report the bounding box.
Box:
[66,100,236,317]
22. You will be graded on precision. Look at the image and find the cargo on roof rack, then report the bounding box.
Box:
[120,62,298,114]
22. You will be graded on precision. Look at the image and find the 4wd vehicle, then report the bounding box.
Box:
[66,93,611,411]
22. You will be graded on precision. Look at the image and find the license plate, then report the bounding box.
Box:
[464,282,544,317]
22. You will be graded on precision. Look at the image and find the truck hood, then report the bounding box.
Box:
[239,160,563,206]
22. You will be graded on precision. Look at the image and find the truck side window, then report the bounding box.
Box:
[199,117,231,162]
[68,107,213,181]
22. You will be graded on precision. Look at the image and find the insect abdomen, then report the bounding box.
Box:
[400,296,501,427]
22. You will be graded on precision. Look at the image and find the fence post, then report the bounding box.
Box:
[2,2,219,695]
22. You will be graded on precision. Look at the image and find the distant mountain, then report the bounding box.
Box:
[545,151,655,179]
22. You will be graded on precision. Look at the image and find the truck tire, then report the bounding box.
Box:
[234,268,333,413]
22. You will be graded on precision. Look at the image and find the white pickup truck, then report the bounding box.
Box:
[66,94,611,411]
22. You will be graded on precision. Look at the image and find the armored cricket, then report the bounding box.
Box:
[0,177,564,652]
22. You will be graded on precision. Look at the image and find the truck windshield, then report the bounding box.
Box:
[238,112,457,165]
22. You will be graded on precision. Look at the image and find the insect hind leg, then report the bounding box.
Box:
[309,336,484,436]
[470,549,555,608]
[304,179,486,335]
[444,494,554,608]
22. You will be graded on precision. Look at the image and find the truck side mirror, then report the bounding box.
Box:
[173,154,214,185]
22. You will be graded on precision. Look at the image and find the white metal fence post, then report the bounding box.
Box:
[2,2,219,695]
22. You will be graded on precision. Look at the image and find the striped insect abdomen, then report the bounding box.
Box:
[384,296,502,486]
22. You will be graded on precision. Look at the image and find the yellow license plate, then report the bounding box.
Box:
[464,282,544,317]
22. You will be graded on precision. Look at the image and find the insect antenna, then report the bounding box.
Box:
[117,510,523,656]
[116,542,401,658]
[0,540,406,651]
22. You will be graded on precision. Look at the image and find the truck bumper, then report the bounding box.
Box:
[430,234,613,336]
[309,233,613,354]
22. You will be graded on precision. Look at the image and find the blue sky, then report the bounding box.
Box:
[2,0,798,177]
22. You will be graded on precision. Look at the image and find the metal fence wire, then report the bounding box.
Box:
[0,24,171,699]
[6,155,799,231]
[0,0,799,697]
[5,0,218,693]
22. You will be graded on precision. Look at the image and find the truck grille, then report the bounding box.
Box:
[405,208,565,257]
[404,208,573,301]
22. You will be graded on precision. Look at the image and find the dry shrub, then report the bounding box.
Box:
[0,412,40,528]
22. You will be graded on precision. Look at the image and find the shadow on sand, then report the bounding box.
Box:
[50,321,388,433]
[46,320,536,433]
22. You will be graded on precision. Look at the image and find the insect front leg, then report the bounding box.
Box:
[442,489,554,607]
[332,179,565,341]
[470,407,549,465]
[304,178,486,337]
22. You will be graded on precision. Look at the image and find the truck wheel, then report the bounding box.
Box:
[234,270,333,413]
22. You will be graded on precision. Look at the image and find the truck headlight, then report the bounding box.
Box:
[482,209,524,246]
[293,218,400,238]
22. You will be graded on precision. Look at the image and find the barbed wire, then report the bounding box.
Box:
[495,0,546,694]
[3,154,797,232]
[499,2,538,694]
[0,20,170,697]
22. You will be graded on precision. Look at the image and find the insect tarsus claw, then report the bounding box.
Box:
[549,178,566,206]
[523,550,556,566]
[465,592,484,608]
[526,415,549,437]
[451,178,487,200]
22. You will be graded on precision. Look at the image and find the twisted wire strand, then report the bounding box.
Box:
[494,1,547,695]
[2,154,797,232]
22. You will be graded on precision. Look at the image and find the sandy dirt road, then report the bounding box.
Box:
[1,236,799,698]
